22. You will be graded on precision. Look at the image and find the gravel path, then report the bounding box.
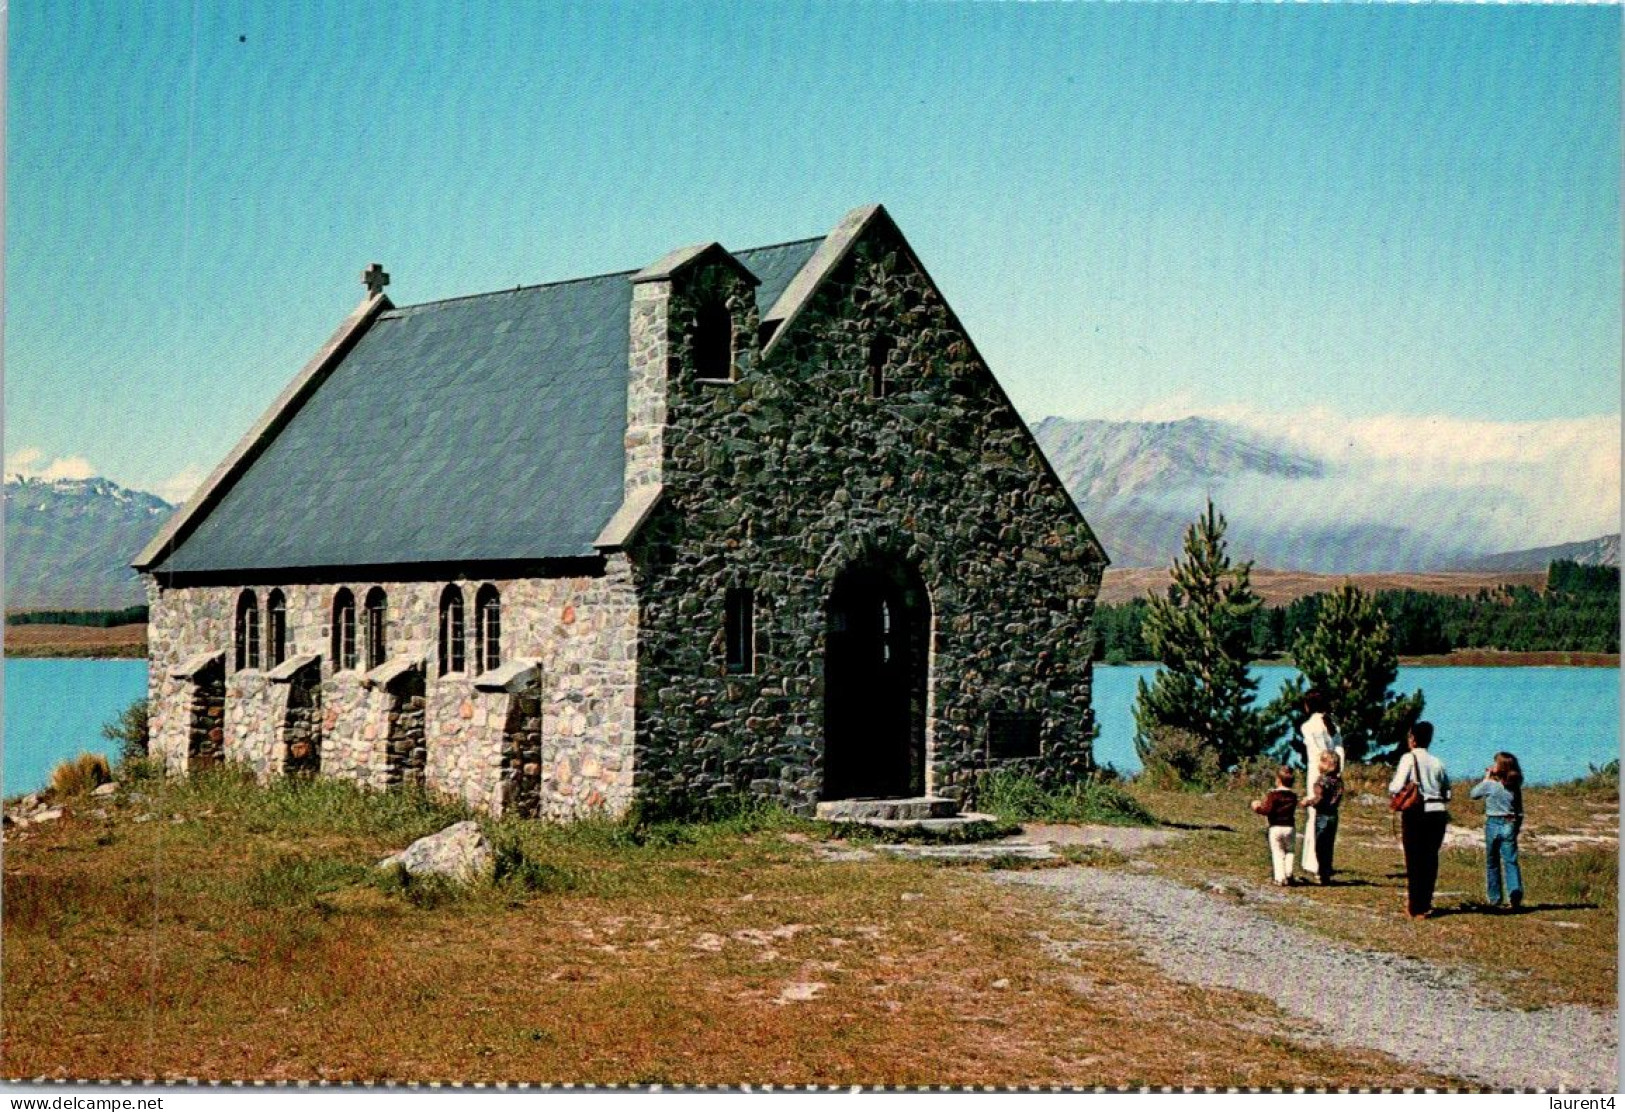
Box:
[999,867,1618,1091]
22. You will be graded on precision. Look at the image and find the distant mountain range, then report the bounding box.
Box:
[1031,415,1619,573]
[4,417,1618,610]
[5,477,171,610]
[1455,533,1620,573]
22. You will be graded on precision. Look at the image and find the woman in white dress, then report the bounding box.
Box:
[1299,690,1346,877]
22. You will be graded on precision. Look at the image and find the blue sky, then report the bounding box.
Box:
[5,2,1620,506]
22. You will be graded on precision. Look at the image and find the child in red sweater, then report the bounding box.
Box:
[1251,766,1299,886]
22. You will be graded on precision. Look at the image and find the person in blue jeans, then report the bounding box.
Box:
[1469,751,1524,910]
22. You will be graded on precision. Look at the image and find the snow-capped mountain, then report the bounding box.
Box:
[5,476,172,610]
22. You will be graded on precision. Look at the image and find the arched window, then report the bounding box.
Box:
[266,590,287,668]
[235,590,260,671]
[867,334,894,398]
[439,585,466,675]
[364,587,388,671]
[332,588,357,672]
[475,584,502,675]
[693,301,734,381]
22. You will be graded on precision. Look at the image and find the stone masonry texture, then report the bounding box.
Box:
[147,563,638,819]
[626,216,1105,813]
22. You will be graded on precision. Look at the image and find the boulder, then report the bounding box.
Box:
[92,782,118,798]
[378,821,493,885]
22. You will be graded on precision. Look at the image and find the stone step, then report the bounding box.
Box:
[815,796,961,822]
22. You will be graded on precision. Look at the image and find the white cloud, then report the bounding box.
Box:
[4,447,99,482]
[4,447,208,506]
[150,464,208,506]
[1134,402,1621,556]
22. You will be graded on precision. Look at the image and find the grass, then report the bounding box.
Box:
[48,752,112,797]
[1117,767,1618,1011]
[973,770,1157,826]
[3,767,1463,1087]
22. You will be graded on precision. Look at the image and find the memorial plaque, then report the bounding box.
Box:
[987,711,1042,760]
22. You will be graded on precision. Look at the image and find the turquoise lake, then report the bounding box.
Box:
[2,658,1618,796]
[1093,664,1620,785]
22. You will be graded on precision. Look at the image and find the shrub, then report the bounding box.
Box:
[975,769,1155,826]
[1226,754,1280,793]
[1137,726,1222,791]
[100,698,149,765]
[50,752,112,797]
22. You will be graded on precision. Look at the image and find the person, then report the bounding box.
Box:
[1299,690,1346,878]
[1470,752,1525,910]
[1251,766,1299,886]
[1389,721,1450,919]
[1298,749,1344,884]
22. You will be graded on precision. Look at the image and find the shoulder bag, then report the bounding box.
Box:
[1390,755,1423,813]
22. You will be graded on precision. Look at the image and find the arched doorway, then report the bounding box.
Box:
[822,558,930,800]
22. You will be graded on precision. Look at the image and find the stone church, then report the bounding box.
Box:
[136,204,1108,819]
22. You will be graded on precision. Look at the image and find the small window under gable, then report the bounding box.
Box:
[439,585,466,676]
[475,584,501,675]
[694,301,734,381]
[364,587,387,671]
[332,588,357,672]
[725,587,754,675]
[267,590,287,668]
[867,334,894,398]
[235,590,260,671]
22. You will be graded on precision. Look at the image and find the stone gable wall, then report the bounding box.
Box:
[146,559,638,818]
[629,220,1105,811]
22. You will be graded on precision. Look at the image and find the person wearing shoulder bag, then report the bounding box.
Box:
[1389,721,1451,919]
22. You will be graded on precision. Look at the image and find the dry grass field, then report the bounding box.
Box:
[1097,567,1550,607]
[4,623,146,658]
[0,770,1486,1088]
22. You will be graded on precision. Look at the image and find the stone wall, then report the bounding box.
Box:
[628,216,1105,812]
[146,559,638,817]
[382,667,427,788]
[187,659,225,771]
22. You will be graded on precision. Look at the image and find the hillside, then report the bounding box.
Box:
[1454,534,1620,573]
[1096,567,1550,607]
[4,477,171,610]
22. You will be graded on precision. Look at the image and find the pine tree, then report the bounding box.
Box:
[1132,501,1269,770]
[1267,584,1425,764]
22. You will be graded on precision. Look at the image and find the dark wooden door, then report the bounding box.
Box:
[823,566,921,800]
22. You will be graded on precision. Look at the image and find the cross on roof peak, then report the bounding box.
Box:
[361,263,390,297]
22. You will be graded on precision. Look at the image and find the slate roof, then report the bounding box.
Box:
[155,238,823,574]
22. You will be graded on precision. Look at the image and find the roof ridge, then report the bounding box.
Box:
[390,268,639,313]
[736,235,825,254]
[389,236,827,314]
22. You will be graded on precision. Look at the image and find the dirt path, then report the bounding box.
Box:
[998,864,1618,1091]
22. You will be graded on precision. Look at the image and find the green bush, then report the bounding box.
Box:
[101,698,150,765]
[975,770,1155,826]
[1137,726,1222,791]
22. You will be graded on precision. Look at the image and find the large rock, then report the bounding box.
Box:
[377,821,493,884]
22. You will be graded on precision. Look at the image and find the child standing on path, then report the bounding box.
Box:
[1470,752,1525,910]
[1298,750,1344,884]
[1252,766,1299,886]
